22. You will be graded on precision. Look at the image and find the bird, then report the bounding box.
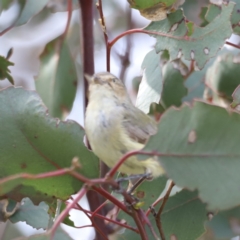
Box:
[84,72,163,178]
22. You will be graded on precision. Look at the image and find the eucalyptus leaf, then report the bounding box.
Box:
[36,39,77,119]
[144,3,234,69]
[136,50,162,113]
[10,198,49,230]
[144,101,240,210]
[0,87,98,204]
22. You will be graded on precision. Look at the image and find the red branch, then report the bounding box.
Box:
[225,41,240,49]
[50,187,87,239]
[70,202,138,233]
[156,181,175,240]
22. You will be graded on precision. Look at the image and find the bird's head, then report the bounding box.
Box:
[85,72,126,95]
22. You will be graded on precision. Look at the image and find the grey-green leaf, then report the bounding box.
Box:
[144,101,240,210]
[35,40,77,119]
[144,3,234,69]
[10,198,49,230]
[0,87,98,204]
[136,50,162,114]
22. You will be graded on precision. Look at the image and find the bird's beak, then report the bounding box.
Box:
[84,74,93,84]
[84,74,104,85]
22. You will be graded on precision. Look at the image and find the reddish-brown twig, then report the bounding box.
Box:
[96,0,110,72]
[50,187,87,239]
[225,41,240,49]
[156,181,175,240]
[72,199,108,240]
[0,167,76,185]
[70,202,139,233]
[118,7,132,81]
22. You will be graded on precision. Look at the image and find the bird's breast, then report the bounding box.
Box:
[85,99,122,145]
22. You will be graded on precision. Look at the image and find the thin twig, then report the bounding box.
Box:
[96,0,110,72]
[71,204,139,233]
[225,41,240,49]
[156,181,175,240]
[131,209,149,240]
[96,0,108,46]
[138,209,160,240]
[93,186,150,239]
[93,186,129,214]
[0,167,77,184]
[96,0,111,186]
[146,197,163,217]
[107,30,240,67]
[120,189,151,239]
[92,200,108,216]
[73,200,109,240]
[75,224,93,229]
[118,7,132,81]
[106,149,240,179]
[50,187,87,239]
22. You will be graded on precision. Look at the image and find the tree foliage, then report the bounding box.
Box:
[0,0,240,239]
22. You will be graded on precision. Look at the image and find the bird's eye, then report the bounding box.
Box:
[112,78,117,82]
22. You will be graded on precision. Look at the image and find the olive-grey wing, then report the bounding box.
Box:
[122,105,158,143]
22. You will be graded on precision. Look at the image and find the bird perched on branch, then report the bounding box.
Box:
[85,72,163,178]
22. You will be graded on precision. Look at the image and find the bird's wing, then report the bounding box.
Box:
[122,104,158,143]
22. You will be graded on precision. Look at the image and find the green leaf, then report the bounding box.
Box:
[60,201,75,227]
[160,61,187,108]
[118,189,207,240]
[231,1,240,35]
[128,0,185,21]
[127,0,176,10]
[206,206,240,239]
[144,3,234,69]
[206,53,240,102]
[10,198,49,230]
[47,0,79,12]
[144,101,240,210]
[199,7,209,27]
[14,227,73,240]
[136,50,162,114]
[183,70,205,102]
[0,176,24,197]
[160,190,208,240]
[184,48,240,103]
[0,55,14,84]
[0,1,49,32]
[0,87,98,204]
[186,21,194,36]
[183,54,217,102]
[205,4,221,23]
[15,0,49,26]
[136,51,187,113]
[0,0,15,13]
[231,85,240,108]
[35,39,78,119]
[203,1,240,35]
[134,176,168,211]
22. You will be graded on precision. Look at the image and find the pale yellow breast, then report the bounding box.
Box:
[84,84,164,177]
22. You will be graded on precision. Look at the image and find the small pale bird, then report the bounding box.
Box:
[85,72,163,178]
